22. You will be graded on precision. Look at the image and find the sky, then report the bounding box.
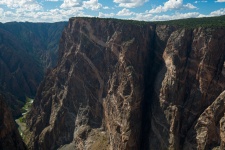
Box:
[0,0,225,22]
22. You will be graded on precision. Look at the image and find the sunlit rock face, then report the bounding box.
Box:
[25,18,225,150]
[149,27,225,150]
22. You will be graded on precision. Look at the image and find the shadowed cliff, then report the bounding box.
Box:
[0,93,27,150]
[0,22,67,117]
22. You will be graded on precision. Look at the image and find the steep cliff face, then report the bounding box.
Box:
[26,18,154,150]
[25,17,225,150]
[0,22,67,117]
[148,27,225,150]
[0,94,27,150]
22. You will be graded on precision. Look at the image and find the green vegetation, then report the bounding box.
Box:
[154,15,225,28]
[18,96,33,124]
[18,116,26,123]
[20,97,33,114]
[73,15,225,28]
[71,16,150,26]
[15,97,33,136]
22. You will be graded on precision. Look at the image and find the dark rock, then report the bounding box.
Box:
[0,22,67,117]
[0,93,27,150]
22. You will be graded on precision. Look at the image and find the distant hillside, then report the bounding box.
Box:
[0,22,67,117]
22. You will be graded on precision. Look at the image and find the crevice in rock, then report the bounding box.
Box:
[140,24,165,149]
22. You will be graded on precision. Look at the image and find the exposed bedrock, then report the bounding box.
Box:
[25,18,225,150]
[0,22,67,117]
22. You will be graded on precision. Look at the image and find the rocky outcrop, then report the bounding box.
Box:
[195,91,225,150]
[0,22,67,117]
[25,17,225,150]
[0,93,27,150]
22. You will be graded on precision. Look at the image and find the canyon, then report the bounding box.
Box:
[0,22,67,117]
[25,17,225,149]
[1,16,225,149]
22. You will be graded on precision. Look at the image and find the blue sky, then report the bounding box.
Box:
[0,0,225,22]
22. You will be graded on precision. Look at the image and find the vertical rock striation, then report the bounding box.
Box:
[149,27,225,150]
[25,17,225,150]
[26,18,154,150]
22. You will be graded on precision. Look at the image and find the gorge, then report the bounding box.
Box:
[1,16,225,150]
[0,22,67,118]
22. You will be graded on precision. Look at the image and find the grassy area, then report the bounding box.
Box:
[15,97,33,137]
[18,116,26,123]
[20,97,33,114]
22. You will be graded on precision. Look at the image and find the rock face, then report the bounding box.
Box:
[25,17,225,150]
[0,94,27,150]
[26,18,153,150]
[147,27,225,150]
[0,22,67,117]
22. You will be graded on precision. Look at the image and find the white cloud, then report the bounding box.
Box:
[0,8,3,13]
[60,0,102,10]
[149,0,196,13]
[0,0,42,11]
[98,12,115,18]
[4,10,16,17]
[83,0,102,10]
[210,8,225,16]
[0,8,4,17]
[194,0,207,3]
[117,8,134,16]
[103,6,110,9]
[129,11,205,21]
[183,3,197,9]
[0,0,224,23]
[215,0,225,2]
[45,0,60,2]
[151,12,201,21]
[113,0,149,8]
[132,12,152,21]
[60,0,82,9]
[0,6,87,22]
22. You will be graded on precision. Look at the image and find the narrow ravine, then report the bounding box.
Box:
[15,97,33,137]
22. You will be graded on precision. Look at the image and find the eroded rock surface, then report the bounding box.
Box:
[26,18,153,150]
[147,27,225,150]
[25,18,225,150]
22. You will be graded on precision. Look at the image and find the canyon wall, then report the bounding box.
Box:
[148,26,225,150]
[0,94,27,149]
[0,22,67,117]
[25,18,225,150]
